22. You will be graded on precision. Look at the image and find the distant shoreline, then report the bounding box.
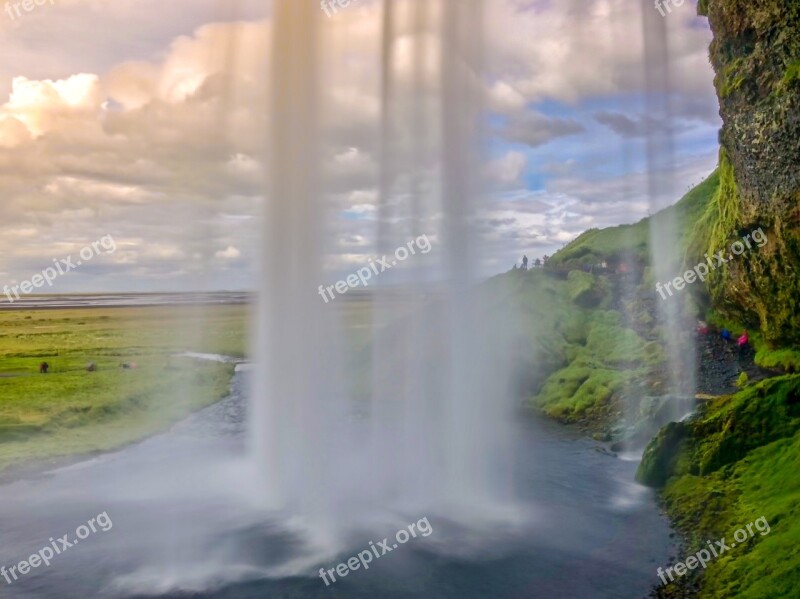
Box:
[0,288,440,311]
[0,291,251,311]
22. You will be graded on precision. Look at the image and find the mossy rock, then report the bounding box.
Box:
[636,421,688,487]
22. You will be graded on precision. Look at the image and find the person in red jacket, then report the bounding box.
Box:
[737,330,749,358]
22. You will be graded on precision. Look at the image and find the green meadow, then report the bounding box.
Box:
[0,304,247,474]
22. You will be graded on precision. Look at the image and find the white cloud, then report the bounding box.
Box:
[0,0,720,289]
[215,246,241,260]
[488,151,528,184]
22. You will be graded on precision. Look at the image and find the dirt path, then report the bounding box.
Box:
[695,330,774,396]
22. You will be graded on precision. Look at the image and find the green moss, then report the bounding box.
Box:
[566,270,607,307]
[686,149,741,266]
[674,375,799,472]
[736,371,749,388]
[636,421,688,487]
[534,364,631,421]
[531,308,652,423]
[638,375,800,490]
[718,57,748,99]
[585,311,650,365]
[780,59,800,89]
[697,434,800,598]
[693,376,800,474]
[754,347,800,372]
[660,405,800,598]
[495,267,658,428]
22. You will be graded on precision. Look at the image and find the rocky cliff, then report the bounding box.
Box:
[692,0,800,345]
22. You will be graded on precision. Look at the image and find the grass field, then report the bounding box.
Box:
[0,304,248,473]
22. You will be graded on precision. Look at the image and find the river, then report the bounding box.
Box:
[0,363,674,599]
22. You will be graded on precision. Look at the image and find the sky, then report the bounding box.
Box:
[0,0,720,293]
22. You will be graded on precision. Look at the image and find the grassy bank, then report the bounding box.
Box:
[638,375,800,597]
[497,268,660,431]
[0,304,247,473]
[508,171,724,431]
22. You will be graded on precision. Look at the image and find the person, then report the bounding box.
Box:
[721,328,732,341]
[696,320,709,335]
[737,330,749,358]
[86,362,96,372]
[39,361,49,374]
[522,255,528,271]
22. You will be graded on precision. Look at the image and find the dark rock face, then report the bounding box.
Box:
[704,1,800,203]
[700,1,800,344]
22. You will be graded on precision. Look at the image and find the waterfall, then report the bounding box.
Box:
[251,0,517,534]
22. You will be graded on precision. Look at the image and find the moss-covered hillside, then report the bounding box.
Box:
[502,168,726,434]
[502,268,662,430]
[549,171,719,270]
[638,375,800,597]
[513,168,725,430]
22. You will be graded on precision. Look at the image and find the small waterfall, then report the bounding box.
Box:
[641,4,696,402]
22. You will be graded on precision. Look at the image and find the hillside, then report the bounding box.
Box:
[522,3,800,597]
[549,170,720,270]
